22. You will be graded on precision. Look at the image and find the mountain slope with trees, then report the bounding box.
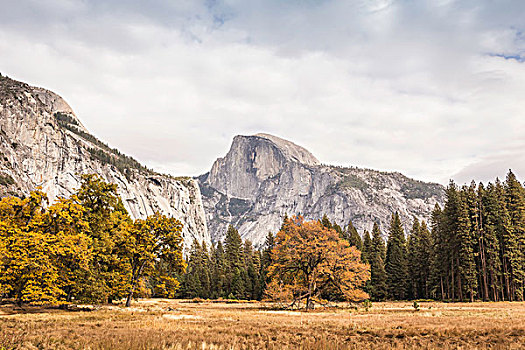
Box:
[184,170,525,303]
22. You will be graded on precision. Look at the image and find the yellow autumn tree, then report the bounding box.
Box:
[0,192,64,305]
[124,212,186,306]
[42,197,92,302]
[0,175,186,306]
[73,174,133,303]
[266,216,370,310]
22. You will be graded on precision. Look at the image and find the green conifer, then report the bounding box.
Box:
[418,221,433,299]
[370,223,388,300]
[211,242,226,298]
[346,221,363,251]
[321,214,333,229]
[362,230,372,264]
[385,213,408,300]
[504,170,525,301]
[481,183,503,301]
[407,218,420,299]
[224,225,243,270]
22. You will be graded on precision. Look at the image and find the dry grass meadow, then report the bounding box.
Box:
[1,299,524,349]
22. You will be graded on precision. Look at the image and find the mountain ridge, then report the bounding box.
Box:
[0,74,210,250]
[1,73,445,250]
[198,133,445,246]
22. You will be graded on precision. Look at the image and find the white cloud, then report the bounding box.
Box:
[0,0,524,184]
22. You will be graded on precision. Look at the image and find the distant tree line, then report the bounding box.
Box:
[182,170,525,303]
[181,225,270,300]
[1,170,523,305]
[356,170,525,302]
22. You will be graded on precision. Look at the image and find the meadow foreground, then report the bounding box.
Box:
[1,300,524,349]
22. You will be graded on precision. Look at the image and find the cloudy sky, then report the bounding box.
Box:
[1,0,524,184]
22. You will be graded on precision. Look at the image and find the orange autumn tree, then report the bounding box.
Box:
[266,216,370,310]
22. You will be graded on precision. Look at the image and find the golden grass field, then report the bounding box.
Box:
[1,299,524,349]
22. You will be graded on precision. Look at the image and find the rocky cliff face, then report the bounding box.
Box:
[198,133,445,247]
[0,74,210,250]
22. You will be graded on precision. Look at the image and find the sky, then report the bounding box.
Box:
[0,0,524,185]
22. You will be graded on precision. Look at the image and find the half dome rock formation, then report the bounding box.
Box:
[198,133,445,247]
[0,74,210,250]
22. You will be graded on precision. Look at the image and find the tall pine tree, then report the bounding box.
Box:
[458,186,478,301]
[345,221,363,251]
[361,230,372,264]
[385,213,408,300]
[223,225,246,298]
[407,219,420,300]
[369,223,387,301]
[504,170,525,301]
[480,183,503,301]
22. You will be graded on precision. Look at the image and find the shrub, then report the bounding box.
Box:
[413,301,420,311]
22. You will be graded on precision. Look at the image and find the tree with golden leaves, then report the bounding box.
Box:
[266,216,370,310]
[73,174,133,303]
[0,191,91,305]
[41,197,92,302]
[124,212,185,306]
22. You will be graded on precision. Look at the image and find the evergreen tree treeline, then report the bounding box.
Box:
[429,172,525,301]
[182,170,524,303]
[181,225,269,300]
[359,170,525,302]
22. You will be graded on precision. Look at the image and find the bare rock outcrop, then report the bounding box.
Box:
[198,133,444,247]
[0,74,209,250]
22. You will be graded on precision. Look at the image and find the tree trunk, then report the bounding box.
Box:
[305,294,312,310]
[479,236,489,301]
[503,259,511,301]
[126,284,136,307]
[440,277,444,300]
[456,258,463,301]
[500,273,505,301]
[305,274,314,311]
[126,262,146,307]
[451,262,455,300]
